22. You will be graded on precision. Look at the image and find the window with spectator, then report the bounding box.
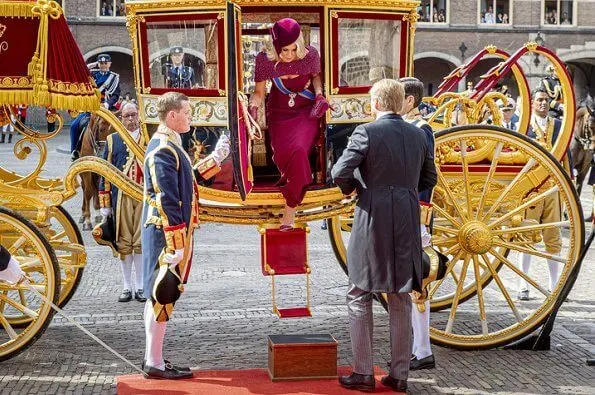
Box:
[418,0,448,23]
[98,0,125,18]
[543,0,574,26]
[479,0,511,25]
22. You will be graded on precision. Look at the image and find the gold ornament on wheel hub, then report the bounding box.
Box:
[458,220,493,254]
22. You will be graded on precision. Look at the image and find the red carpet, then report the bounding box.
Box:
[117,366,401,394]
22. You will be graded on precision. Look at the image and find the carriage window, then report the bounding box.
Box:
[145,17,220,91]
[336,17,402,89]
[240,13,321,94]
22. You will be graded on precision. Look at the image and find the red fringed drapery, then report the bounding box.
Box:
[0,0,99,111]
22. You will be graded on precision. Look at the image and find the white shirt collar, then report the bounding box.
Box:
[128,128,140,142]
[533,114,548,128]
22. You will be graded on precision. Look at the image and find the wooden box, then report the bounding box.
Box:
[267,334,337,381]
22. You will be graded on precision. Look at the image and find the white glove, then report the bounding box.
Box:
[559,103,564,111]
[212,135,231,166]
[420,225,432,248]
[0,257,26,284]
[100,207,112,217]
[103,102,110,109]
[163,248,184,268]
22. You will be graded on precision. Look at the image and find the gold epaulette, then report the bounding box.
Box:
[98,191,111,208]
[163,223,186,251]
[194,155,221,181]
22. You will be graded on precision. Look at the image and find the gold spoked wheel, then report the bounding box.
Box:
[45,206,85,307]
[430,126,583,349]
[11,206,85,319]
[328,126,584,349]
[0,206,59,361]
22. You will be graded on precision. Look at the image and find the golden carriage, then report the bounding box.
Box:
[0,0,586,361]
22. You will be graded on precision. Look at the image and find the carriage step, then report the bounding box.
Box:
[259,224,309,276]
[259,224,311,318]
[276,307,312,318]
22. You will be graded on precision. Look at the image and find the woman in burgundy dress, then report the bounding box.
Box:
[249,18,330,230]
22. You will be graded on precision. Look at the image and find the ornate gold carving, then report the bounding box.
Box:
[484,44,497,54]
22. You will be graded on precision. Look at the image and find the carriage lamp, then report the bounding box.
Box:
[533,32,544,67]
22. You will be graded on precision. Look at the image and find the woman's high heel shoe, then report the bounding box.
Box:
[279,224,294,232]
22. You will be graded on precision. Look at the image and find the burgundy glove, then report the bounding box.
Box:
[310,94,330,119]
[248,105,258,121]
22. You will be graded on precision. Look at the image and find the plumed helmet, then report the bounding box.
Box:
[271,18,301,55]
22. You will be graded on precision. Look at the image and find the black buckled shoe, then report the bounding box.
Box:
[135,289,147,302]
[71,150,80,162]
[142,361,193,380]
[118,289,132,302]
[381,375,407,392]
[338,373,375,392]
[410,354,435,371]
[142,360,191,373]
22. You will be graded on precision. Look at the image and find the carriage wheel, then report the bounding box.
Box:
[329,126,584,349]
[0,206,59,361]
[46,206,85,308]
[430,126,584,349]
[7,206,84,328]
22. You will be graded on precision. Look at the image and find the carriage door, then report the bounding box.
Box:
[226,2,253,200]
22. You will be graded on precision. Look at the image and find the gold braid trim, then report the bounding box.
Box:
[0,89,99,112]
[0,2,37,17]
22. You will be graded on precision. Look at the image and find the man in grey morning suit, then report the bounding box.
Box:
[332,79,437,392]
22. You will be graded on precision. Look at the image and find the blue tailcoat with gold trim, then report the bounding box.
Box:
[98,132,146,242]
[141,126,220,322]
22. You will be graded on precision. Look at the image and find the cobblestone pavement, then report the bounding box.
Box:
[0,132,594,394]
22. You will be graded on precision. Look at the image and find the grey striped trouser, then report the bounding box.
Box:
[347,283,412,380]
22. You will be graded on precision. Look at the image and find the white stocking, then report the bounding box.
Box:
[518,253,531,292]
[411,300,432,359]
[547,258,561,292]
[133,253,144,291]
[144,300,166,370]
[120,255,133,291]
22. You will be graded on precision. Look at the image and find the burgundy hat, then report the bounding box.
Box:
[271,18,301,55]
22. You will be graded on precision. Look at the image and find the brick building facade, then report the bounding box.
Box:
[60,0,595,102]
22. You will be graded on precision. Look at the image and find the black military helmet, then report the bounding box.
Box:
[92,215,118,256]
[97,53,111,63]
[169,46,184,55]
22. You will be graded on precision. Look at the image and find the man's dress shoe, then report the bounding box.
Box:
[338,372,375,392]
[142,360,191,372]
[118,289,132,302]
[142,362,193,380]
[410,354,435,371]
[135,289,147,302]
[381,375,407,392]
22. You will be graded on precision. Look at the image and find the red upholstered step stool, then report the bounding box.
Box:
[259,223,311,318]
